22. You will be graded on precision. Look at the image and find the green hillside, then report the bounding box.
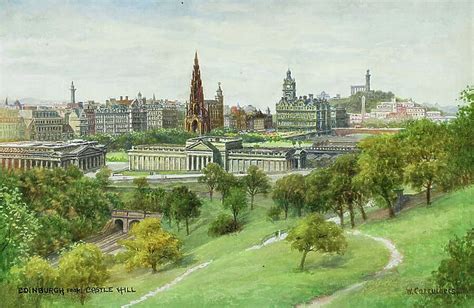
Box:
[47,195,388,307]
[45,186,473,307]
[329,186,474,307]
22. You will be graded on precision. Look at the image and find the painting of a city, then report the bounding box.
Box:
[0,1,472,307]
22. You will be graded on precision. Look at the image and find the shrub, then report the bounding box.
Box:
[417,228,474,307]
[208,214,240,237]
[267,206,282,221]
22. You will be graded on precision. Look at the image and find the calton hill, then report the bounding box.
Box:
[0,87,473,307]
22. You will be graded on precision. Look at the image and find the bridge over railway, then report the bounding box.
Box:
[112,209,161,233]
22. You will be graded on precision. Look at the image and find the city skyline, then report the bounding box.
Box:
[1,0,472,110]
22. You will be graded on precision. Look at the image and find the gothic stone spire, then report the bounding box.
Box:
[185,52,210,134]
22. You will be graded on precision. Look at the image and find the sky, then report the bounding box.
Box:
[0,0,472,111]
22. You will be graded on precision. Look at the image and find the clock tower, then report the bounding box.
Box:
[282,69,296,101]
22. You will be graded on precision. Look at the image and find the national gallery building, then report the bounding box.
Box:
[128,136,307,173]
[0,140,106,172]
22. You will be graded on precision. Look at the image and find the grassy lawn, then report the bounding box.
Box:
[46,195,388,308]
[106,150,129,162]
[44,184,474,307]
[329,185,474,308]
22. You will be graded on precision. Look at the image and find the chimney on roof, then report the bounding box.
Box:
[125,96,128,101]
[120,96,123,100]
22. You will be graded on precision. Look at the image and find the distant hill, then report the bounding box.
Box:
[329,90,395,113]
[436,105,459,115]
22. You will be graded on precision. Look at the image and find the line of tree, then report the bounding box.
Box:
[86,128,197,151]
[273,86,474,226]
[199,163,271,236]
[0,166,119,276]
[126,178,202,236]
[7,243,109,306]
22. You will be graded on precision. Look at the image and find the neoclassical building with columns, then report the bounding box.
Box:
[128,136,306,173]
[0,140,106,172]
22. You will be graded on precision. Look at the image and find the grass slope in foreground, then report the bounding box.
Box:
[329,186,474,308]
[47,195,388,307]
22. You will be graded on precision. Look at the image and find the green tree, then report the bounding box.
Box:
[272,176,291,219]
[170,186,202,235]
[119,218,182,273]
[95,166,112,188]
[446,86,474,187]
[0,186,39,277]
[242,165,271,210]
[147,187,166,213]
[161,191,174,226]
[199,163,224,201]
[216,172,241,203]
[329,154,361,228]
[131,177,151,211]
[400,119,450,205]
[304,168,332,214]
[286,213,347,270]
[423,228,473,306]
[357,135,405,218]
[223,187,248,224]
[272,174,306,217]
[10,256,58,307]
[58,243,109,305]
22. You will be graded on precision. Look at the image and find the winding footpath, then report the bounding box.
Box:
[297,230,403,307]
[119,221,402,308]
[121,261,213,308]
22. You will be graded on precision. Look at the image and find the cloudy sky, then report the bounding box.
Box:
[0,0,472,110]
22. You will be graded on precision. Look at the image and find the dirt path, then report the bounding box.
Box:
[297,230,403,307]
[121,260,212,308]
